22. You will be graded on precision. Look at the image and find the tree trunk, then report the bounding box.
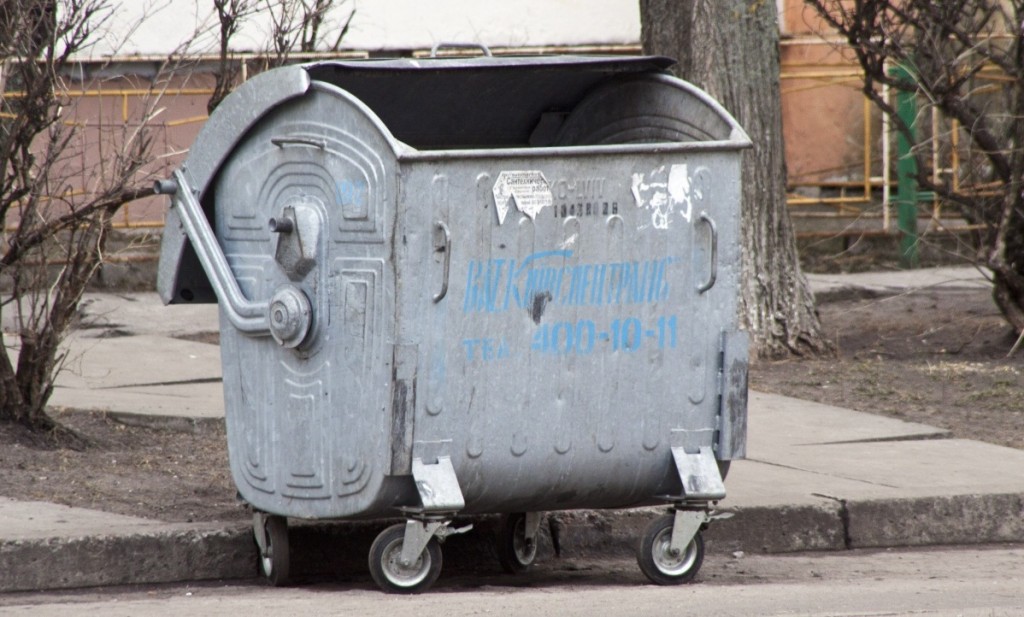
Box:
[640,0,829,358]
[991,6,1024,339]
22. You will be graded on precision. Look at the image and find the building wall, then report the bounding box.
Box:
[778,0,877,193]
[95,0,642,57]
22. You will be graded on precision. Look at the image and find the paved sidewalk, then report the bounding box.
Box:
[807,265,992,296]
[3,266,1023,592]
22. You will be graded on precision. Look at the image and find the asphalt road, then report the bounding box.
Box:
[2,545,1021,616]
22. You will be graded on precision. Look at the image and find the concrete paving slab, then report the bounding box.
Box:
[57,333,221,388]
[760,439,1024,499]
[48,382,225,418]
[748,391,950,450]
[7,333,221,389]
[0,498,174,542]
[744,393,1024,503]
[1,292,219,339]
[6,329,225,417]
[721,459,883,508]
[806,266,991,296]
[76,293,219,338]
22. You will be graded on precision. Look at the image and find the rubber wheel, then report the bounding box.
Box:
[368,523,443,594]
[636,514,704,585]
[497,512,538,573]
[257,515,291,586]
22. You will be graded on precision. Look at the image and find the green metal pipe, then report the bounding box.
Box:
[891,65,920,268]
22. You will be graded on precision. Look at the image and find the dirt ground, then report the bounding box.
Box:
[754,284,1024,451]
[1,279,1022,524]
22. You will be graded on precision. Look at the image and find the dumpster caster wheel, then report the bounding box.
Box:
[497,512,537,573]
[256,514,291,586]
[369,523,443,594]
[637,514,704,585]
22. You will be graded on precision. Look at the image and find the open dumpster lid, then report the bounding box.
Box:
[304,55,679,149]
[158,54,750,306]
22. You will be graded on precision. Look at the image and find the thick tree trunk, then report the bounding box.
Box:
[640,0,829,358]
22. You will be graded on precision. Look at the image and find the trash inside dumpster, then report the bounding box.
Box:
[156,51,751,593]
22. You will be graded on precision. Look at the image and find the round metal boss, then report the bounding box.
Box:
[268,286,312,348]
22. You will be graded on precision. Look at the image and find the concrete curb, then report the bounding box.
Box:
[0,526,252,593]
[846,493,1024,549]
[5,493,1023,593]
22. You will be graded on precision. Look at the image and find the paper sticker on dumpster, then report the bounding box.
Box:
[492,171,554,224]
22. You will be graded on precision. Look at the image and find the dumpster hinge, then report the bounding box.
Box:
[716,329,749,460]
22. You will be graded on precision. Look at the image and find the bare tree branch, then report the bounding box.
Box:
[806,0,1024,339]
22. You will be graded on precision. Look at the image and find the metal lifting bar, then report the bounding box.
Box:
[157,171,271,335]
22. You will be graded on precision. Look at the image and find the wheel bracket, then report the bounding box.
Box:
[400,519,445,567]
[253,512,269,554]
[523,511,542,545]
[669,508,709,555]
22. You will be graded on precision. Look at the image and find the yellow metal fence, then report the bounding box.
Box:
[1,44,1000,237]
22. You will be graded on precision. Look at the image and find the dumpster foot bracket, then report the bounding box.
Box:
[411,455,465,513]
[670,445,726,501]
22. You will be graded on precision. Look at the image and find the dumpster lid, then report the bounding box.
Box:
[305,55,684,149]
[306,54,676,73]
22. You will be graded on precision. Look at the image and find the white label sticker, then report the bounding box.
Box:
[492,171,554,224]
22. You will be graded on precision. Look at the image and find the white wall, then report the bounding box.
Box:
[92,0,641,58]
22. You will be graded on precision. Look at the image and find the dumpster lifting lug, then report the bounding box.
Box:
[670,445,726,501]
[411,456,466,513]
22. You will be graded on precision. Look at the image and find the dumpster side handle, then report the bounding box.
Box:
[432,221,451,303]
[158,170,271,335]
[430,42,493,57]
[696,211,718,294]
[271,136,327,150]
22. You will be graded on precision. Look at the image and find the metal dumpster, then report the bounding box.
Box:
[156,50,751,593]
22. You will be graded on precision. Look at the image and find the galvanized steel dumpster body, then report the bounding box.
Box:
[157,54,750,590]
